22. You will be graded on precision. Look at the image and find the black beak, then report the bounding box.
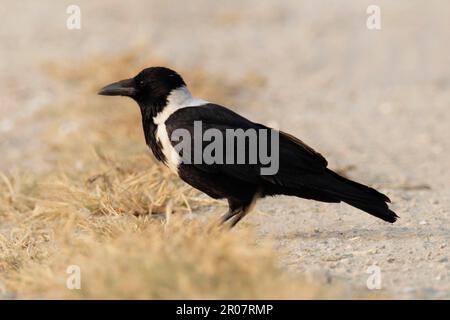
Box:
[98,78,136,97]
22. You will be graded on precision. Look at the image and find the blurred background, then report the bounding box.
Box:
[0,0,449,299]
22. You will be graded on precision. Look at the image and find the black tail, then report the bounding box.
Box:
[319,169,398,223]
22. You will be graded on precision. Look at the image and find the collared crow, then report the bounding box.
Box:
[98,67,398,227]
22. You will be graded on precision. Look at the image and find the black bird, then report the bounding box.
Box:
[98,67,398,227]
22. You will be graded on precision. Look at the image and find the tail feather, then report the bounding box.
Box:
[317,169,399,223]
[343,198,398,223]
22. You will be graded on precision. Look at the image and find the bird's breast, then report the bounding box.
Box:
[155,122,181,174]
[150,88,209,174]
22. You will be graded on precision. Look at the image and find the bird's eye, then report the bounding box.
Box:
[139,80,145,87]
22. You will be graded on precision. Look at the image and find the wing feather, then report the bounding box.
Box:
[165,104,328,188]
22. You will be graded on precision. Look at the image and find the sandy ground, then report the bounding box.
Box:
[1,0,449,298]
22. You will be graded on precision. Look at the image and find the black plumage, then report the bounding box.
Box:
[98,67,398,227]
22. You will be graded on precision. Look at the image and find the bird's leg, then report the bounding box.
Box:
[228,210,247,228]
[220,207,249,229]
[219,208,241,225]
[220,194,259,228]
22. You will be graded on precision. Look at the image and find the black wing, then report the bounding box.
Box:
[165,103,328,187]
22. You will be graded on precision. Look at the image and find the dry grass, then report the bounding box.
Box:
[0,49,353,299]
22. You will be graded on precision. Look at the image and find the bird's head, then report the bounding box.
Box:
[98,67,186,112]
